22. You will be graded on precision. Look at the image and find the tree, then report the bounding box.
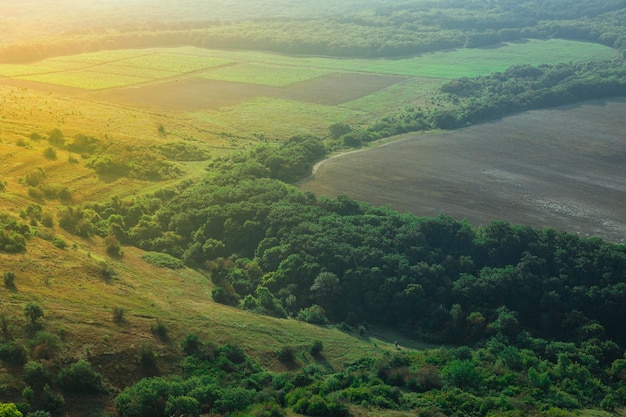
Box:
[58,359,103,393]
[328,123,352,139]
[24,302,44,325]
[0,403,22,417]
[310,272,341,313]
[48,128,64,147]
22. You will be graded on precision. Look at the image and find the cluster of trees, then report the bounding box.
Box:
[362,59,626,138]
[111,330,626,417]
[0,213,31,253]
[2,0,625,63]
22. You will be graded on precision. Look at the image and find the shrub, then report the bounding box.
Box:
[24,302,44,325]
[43,147,57,160]
[164,396,200,417]
[112,307,126,324]
[180,334,203,356]
[24,361,54,391]
[0,313,9,339]
[0,343,28,366]
[141,252,183,269]
[0,403,23,417]
[29,332,60,360]
[278,346,296,363]
[41,212,54,228]
[58,359,103,394]
[296,305,329,324]
[212,286,239,306]
[51,237,67,249]
[105,235,122,257]
[48,129,64,147]
[310,340,324,357]
[151,320,168,340]
[139,345,157,370]
[3,272,16,289]
[441,360,482,390]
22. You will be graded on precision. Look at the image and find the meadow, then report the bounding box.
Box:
[0,39,616,141]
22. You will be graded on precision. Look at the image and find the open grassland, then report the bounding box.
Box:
[187,39,617,78]
[190,97,368,139]
[198,62,333,86]
[0,39,617,141]
[0,40,615,91]
[0,234,398,412]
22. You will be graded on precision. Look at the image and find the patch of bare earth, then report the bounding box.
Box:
[281,73,406,105]
[88,73,405,111]
[300,99,626,243]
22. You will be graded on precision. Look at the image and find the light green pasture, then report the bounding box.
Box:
[177,39,617,78]
[343,77,449,114]
[190,97,367,139]
[17,71,152,89]
[198,62,333,86]
[0,39,616,90]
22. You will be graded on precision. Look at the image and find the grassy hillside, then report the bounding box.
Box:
[0,234,400,415]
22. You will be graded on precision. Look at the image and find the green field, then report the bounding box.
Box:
[198,62,334,86]
[185,39,618,78]
[190,97,367,139]
[0,39,616,91]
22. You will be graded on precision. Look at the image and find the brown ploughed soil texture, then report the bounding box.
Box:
[299,99,626,243]
[89,73,404,111]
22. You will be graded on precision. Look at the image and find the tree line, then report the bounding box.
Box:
[2,0,626,63]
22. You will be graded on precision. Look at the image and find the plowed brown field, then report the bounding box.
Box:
[299,99,626,243]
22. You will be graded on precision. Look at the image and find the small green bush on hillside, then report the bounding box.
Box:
[0,343,27,366]
[141,252,184,269]
[58,359,103,394]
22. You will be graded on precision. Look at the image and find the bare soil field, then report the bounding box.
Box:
[300,99,626,243]
[88,72,404,111]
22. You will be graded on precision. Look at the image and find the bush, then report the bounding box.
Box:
[0,343,28,366]
[139,345,157,370]
[164,396,200,417]
[58,359,103,394]
[43,147,57,160]
[105,235,122,257]
[310,341,324,357]
[112,307,126,324]
[24,361,54,391]
[212,286,239,306]
[3,272,16,289]
[441,360,482,390]
[48,129,65,147]
[24,302,44,325]
[141,252,184,269]
[29,331,60,360]
[296,305,329,324]
[51,237,67,249]
[41,212,54,228]
[151,320,168,340]
[0,403,23,417]
[180,334,203,356]
[278,346,296,363]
